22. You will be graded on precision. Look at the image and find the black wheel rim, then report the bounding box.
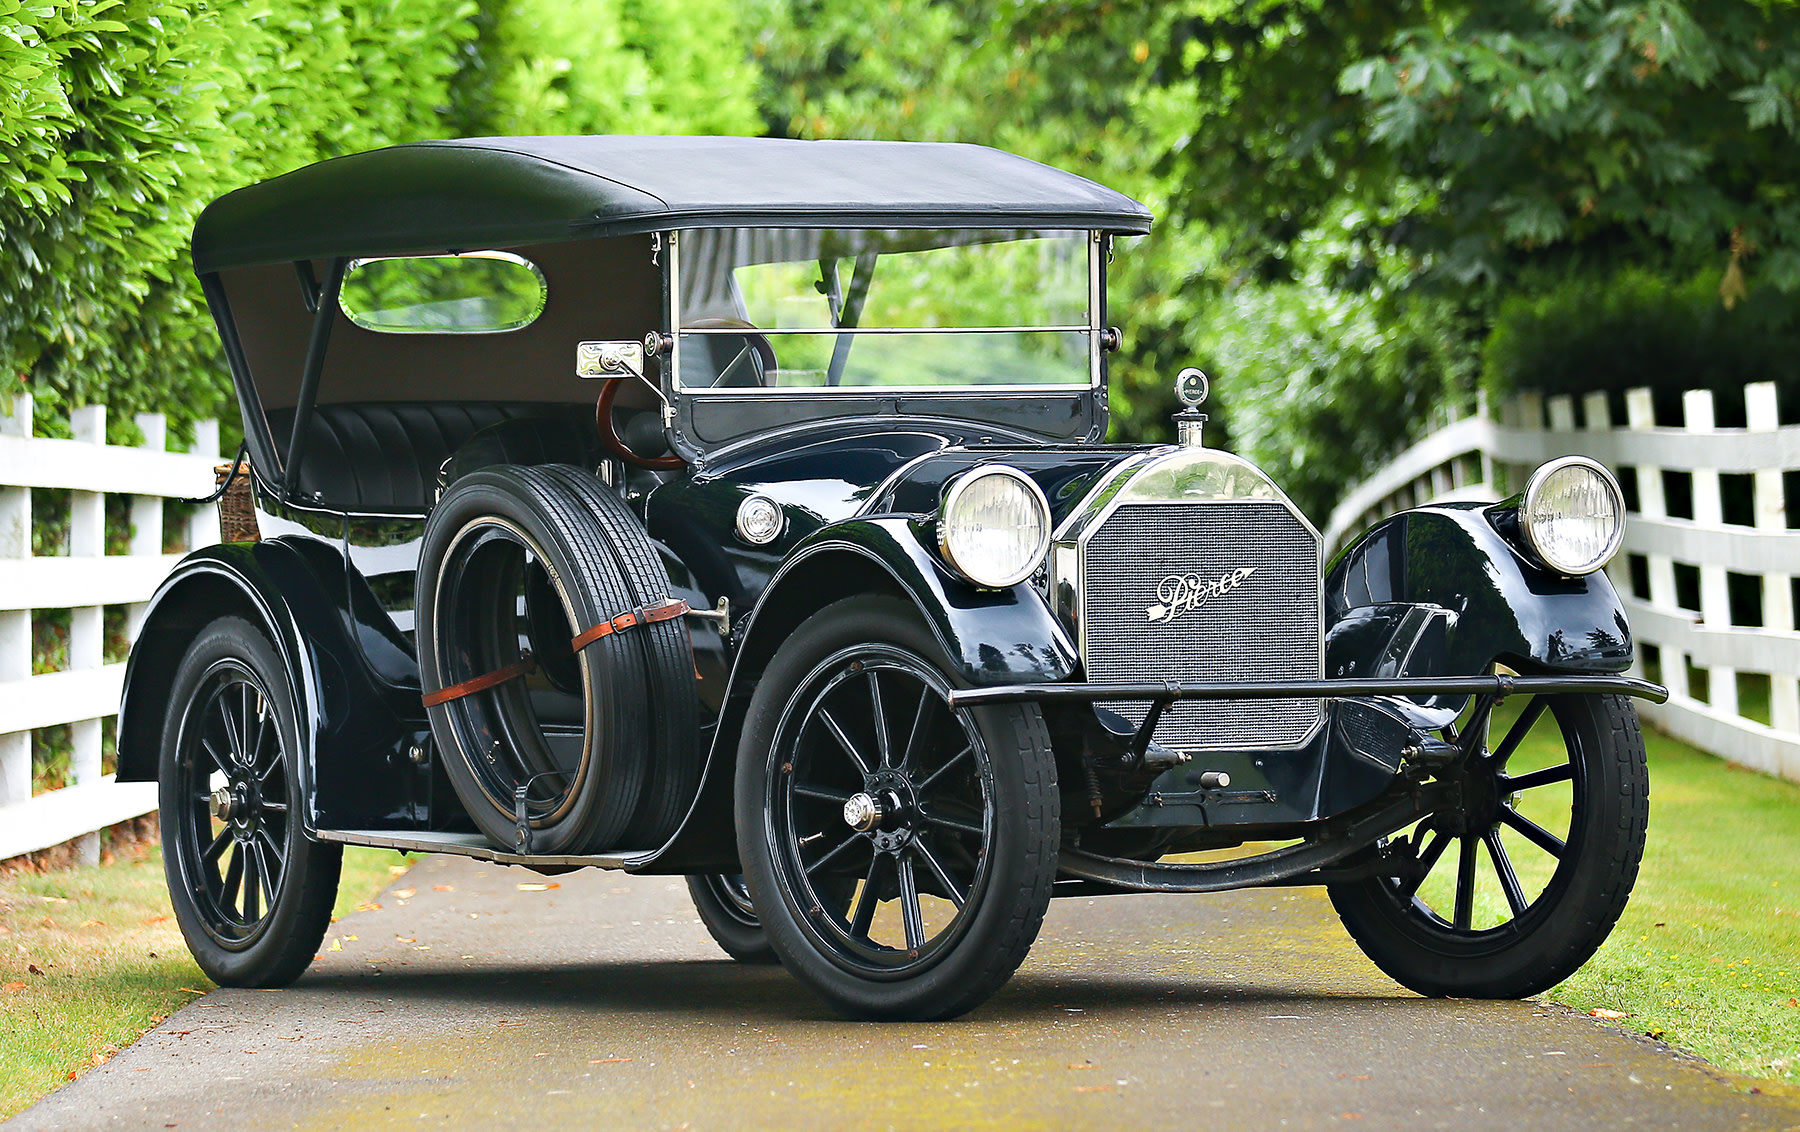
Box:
[704,873,761,930]
[764,645,995,979]
[172,660,292,950]
[1374,694,1588,947]
[432,517,591,826]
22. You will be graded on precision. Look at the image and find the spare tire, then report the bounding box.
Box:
[535,464,701,845]
[416,465,694,854]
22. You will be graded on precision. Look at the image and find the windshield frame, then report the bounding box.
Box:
[665,228,1105,395]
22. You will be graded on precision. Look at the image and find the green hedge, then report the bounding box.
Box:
[1484,268,1800,429]
[0,0,758,445]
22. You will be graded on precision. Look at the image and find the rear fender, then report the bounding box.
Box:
[117,539,429,832]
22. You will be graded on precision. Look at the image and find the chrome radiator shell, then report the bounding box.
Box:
[1049,447,1325,752]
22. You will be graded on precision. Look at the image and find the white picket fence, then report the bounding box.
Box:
[1325,381,1800,784]
[0,394,223,863]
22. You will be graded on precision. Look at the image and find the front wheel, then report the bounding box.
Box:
[159,617,341,987]
[1330,692,1648,998]
[736,597,1059,1022]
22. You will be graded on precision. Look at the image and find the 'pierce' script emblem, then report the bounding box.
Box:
[1146,567,1257,624]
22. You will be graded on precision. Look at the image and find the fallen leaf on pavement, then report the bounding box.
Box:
[516,883,561,891]
[1588,1008,1631,1020]
[178,988,207,995]
[327,940,343,952]
[395,889,416,900]
[433,885,454,892]
[589,1057,632,1064]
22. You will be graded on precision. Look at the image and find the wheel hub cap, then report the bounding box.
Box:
[210,786,239,823]
[843,792,881,832]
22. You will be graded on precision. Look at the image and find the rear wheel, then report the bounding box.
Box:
[737,597,1058,1021]
[160,617,340,987]
[686,874,777,964]
[1330,693,1648,998]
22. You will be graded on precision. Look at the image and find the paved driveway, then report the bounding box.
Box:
[9,855,1799,1131]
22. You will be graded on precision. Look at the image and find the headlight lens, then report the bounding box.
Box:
[1519,457,1626,575]
[938,466,1051,588]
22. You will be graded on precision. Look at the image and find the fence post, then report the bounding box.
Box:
[129,413,167,644]
[188,420,221,550]
[1475,390,1496,490]
[1625,387,1687,700]
[69,406,107,863]
[1747,382,1799,733]
[0,394,30,808]
[1684,390,1738,716]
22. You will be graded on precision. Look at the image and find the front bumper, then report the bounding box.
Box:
[946,673,1668,711]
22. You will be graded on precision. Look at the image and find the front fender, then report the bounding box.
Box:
[116,538,428,832]
[638,516,1075,874]
[1325,504,1633,679]
[745,516,1078,688]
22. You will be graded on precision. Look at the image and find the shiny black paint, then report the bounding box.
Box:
[116,538,448,835]
[1325,502,1634,680]
[644,416,1139,645]
[121,411,1646,874]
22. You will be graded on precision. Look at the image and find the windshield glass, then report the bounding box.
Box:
[673,228,1094,391]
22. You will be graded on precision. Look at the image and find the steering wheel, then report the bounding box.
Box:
[687,317,778,387]
[595,378,686,471]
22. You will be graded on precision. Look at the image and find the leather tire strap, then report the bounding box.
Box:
[570,597,691,652]
[422,597,690,707]
[422,654,539,708]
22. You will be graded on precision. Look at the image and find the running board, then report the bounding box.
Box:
[314,829,657,870]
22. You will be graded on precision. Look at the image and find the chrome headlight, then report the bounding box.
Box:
[938,465,1051,588]
[1519,456,1626,576]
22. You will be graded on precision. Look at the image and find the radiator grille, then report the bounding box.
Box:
[1081,500,1323,751]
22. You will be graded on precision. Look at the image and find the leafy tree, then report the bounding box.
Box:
[448,0,760,137]
[0,0,762,445]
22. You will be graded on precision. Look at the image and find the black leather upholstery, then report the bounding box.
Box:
[266,402,594,512]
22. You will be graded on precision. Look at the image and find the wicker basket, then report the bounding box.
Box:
[213,461,261,543]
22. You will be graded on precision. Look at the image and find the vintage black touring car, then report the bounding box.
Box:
[118,136,1665,1021]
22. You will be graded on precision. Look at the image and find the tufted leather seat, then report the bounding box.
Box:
[265,402,595,513]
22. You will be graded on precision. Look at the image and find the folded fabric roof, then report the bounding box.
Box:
[191,135,1154,274]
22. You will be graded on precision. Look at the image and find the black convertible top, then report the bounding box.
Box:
[191,136,1153,273]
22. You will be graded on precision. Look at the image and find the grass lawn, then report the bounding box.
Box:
[0,843,408,1121]
[1407,699,1800,1085]
[1548,722,1800,1086]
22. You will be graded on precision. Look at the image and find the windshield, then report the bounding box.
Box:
[672,228,1096,391]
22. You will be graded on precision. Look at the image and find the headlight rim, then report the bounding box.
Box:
[937,464,1053,589]
[1519,455,1626,577]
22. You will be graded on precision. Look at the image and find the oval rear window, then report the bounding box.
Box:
[339,251,546,333]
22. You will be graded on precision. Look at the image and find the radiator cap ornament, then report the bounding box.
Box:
[1176,367,1209,407]
[1173,368,1209,447]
